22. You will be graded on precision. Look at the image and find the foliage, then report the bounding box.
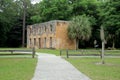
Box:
[30,0,72,23]
[98,0,120,48]
[68,15,92,49]
[6,20,23,47]
[71,0,99,16]
[70,0,100,48]
[0,0,19,46]
[0,0,33,47]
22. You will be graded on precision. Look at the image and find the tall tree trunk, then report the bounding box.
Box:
[22,0,26,47]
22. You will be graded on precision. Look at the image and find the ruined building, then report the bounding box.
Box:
[27,20,76,49]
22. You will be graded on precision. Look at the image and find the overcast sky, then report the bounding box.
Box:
[31,0,41,4]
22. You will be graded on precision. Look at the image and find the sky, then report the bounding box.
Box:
[31,0,41,4]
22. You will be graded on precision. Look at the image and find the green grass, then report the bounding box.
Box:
[36,49,60,56]
[0,58,37,80]
[66,57,120,80]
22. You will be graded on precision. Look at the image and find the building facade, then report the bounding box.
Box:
[27,20,76,49]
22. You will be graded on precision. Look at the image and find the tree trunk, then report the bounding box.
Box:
[22,0,26,47]
[112,39,115,49]
[76,38,79,50]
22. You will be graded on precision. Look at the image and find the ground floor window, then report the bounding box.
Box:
[29,38,31,47]
[44,37,46,48]
[39,38,41,48]
[50,37,52,48]
[34,38,36,46]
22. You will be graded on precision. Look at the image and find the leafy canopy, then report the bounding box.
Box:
[68,15,92,40]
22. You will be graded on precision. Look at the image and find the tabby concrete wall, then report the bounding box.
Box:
[27,20,76,49]
[55,21,76,49]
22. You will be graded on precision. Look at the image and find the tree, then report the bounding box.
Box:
[16,0,33,47]
[68,15,92,49]
[22,0,26,47]
[71,0,99,16]
[0,0,33,47]
[30,0,72,23]
[0,0,19,46]
[70,0,101,48]
[6,19,22,47]
[98,0,120,48]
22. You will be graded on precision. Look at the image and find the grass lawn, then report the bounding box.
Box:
[66,57,120,80]
[36,49,60,56]
[0,58,37,80]
[0,48,120,80]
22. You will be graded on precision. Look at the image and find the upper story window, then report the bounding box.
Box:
[41,27,43,33]
[38,27,41,35]
[45,26,47,32]
[50,24,55,33]
[29,38,31,46]
[29,28,32,35]
[44,37,46,48]
[50,24,53,32]
[33,28,36,35]
[36,27,39,35]
[50,37,52,48]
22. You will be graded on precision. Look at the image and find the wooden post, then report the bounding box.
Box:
[100,26,105,64]
[60,50,62,56]
[32,47,35,58]
[100,50,102,59]
[81,50,83,55]
[66,50,69,58]
[11,50,13,54]
[101,41,105,64]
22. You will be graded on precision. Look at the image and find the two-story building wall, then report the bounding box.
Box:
[27,20,76,49]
